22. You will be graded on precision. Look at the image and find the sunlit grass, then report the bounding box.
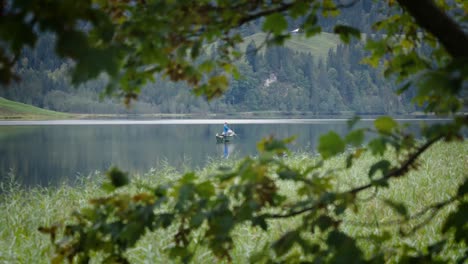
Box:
[0,141,465,263]
[341,141,468,262]
[0,97,70,120]
[241,32,340,60]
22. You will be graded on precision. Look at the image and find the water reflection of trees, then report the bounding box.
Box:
[0,121,443,187]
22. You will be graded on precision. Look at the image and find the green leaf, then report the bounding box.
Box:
[196,181,215,198]
[180,172,197,184]
[272,231,300,257]
[72,47,120,84]
[372,178,389,188]
[236,203,255,221]
[290,2,310,18]
[169,246,193,263]
[347,116,361,130]
[191,41,201,59]
[106,167,129,188]
[346,148,364,169]
[457,177,468,196]
[374,116,398,134]
[198,60,215,73]
[154,186,168,197]
[368,160,391,178]
[101,182,116,193]
[333,25,361,43]
[318,132,345,159]
[252,216,268,231]
[314,215,335,231]
[155,213,174,228]
[231,67,241,79]
[176,184,196,209]
[208,210,235,235]
[268,34,290,45]
[427,240,447,255]
[368,138,387,156]
[257,136,294,155]
[383,199,408,218]
[249,243,270,263]
[362,39,387,67]
[346,154,354,169]
[442,201,468,243]
[304,13,318,27]
[345,129,364,147]
[190,212,205,228]
[397,81,412,95]
[278,169,299,180]
[205,75,229,99]
[119,222,145,247]
[0,18,37,53]
[262,13,288,35]
[326,230,364,262]
[55,31,89,58]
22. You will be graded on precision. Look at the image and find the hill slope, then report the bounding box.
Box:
[0,97,69,119]
[240,32,340,59]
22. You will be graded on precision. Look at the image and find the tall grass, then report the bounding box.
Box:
[0,141,465,263]
[340,141,467,262]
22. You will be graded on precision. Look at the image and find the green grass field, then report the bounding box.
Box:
[0,97,70,120]
[0,141,466,263]
[240,32,341,59]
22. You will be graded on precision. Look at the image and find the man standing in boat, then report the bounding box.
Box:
[216,121,235,143]
[223,121,231,137]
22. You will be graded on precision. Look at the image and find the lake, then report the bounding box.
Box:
[0,118,449,187]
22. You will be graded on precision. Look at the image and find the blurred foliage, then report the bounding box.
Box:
[0,0,463,262]
[2,0,462,109]
[41,123,467,262]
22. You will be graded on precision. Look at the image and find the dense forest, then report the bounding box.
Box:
[0,1,416,115]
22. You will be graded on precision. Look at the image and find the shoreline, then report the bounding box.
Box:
[0,117,453,126]
[0,111,459,121]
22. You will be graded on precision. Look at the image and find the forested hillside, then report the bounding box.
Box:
[0,1,416,115]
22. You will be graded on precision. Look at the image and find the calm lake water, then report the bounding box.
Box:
[0,119,448,187]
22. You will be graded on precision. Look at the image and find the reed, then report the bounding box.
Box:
[0,141,465,263]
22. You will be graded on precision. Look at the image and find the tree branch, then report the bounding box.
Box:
[396,0,468,59]
[236,0,361,28]
[261,135,443,219]
[347,194,458,227]
[324,0,361,11]
[350,135,442,194]
[237,2,295,26]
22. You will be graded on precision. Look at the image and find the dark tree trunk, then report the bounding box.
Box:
[397,0,468,59]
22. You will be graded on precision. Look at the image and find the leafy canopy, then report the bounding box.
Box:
[1,1,466,112]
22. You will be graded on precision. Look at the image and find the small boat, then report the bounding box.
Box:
[216,133,234,143]
[216,130,236,143]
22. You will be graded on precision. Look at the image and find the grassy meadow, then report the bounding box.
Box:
[0,141,466,263]
[0,97,70,120]
[241,32,340,60]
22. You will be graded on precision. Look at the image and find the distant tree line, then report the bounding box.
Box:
[0,2,417,115]
[0,36,416,115]
[228,40,415,114]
